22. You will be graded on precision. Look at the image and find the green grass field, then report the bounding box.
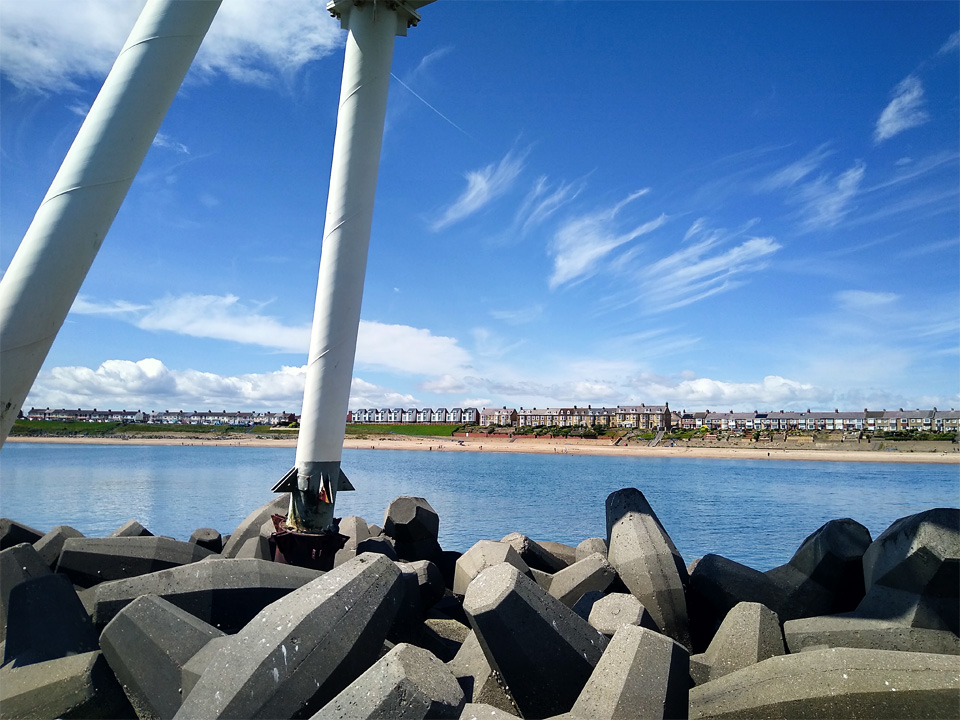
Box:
[345,423,460,437]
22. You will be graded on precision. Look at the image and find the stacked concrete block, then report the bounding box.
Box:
[784,615,960,655]
[174,553,403,719]
[0,650,134,719]
[384,496,443,563]
[459,703,521,720]
[576,536,608,562]
[100,594,225,719]
[180,634,233,699]
[188,527,222,553]
[0,542,50,642]
[453,541,532,596]
[463,563,608,718]
[333,515,373,566]
[313,642,464,719]
[570,625,689,720]
[571,590,606,621]
[689,647,960,719]
[547,552,617,607]
[3,574,98,668]
[447,629,522,714]
[689,602,784,685]
[0,518,44,549]
[686,553,788,652]
[220,495,288,558]
[356,535,399,561]
[765,518,872,619]
[91,556,321,631]
[587,592,660,636]
[605,488,690,649]
[56,536,215,588]
[110,519,153,537]
[856,507,959,634]
[501,532,567,573]
[537,541,577,568]
[33,524,85,569]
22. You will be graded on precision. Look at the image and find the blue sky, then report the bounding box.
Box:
[2,1,958,415]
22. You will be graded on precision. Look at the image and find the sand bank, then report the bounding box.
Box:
[7,433,959,464]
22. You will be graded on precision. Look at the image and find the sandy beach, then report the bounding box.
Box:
[8,433,959,464]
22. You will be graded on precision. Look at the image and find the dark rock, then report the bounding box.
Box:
[462,562,608,718]
[174,553,403,719]
[100,594,225,719]
[110,519,153,537]
[0,542,51,642]
[56,536,215,588]
[0,518,44,550]
[188,527,222,554]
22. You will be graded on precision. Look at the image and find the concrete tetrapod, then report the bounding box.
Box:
[174,553,403,720]
[453,540,532,597]
[220,495,288,558]
[462,562,609,719]
[33,524,85,568]
[446,630,518,714]
[459,703,521,720]
[783,615,960,655]
[569,625,690,720]
[100,594,225,720]
[57,536,215,588]
[311,642,464,719]
[501,532,568,573]
[587,592,661,637]
[689,647,960,719]
[0,542,51,642]
[547,551,618,607]
[0,518,44,550]
[689,602,785,685]
[384,496,443,563]
[605,488,690,649]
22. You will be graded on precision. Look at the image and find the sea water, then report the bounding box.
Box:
[1,442,957,570]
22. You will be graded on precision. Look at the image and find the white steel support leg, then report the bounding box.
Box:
[285,0,430,532]
[0,0,221,446]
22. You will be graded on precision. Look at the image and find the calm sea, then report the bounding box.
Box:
[1,443,957,570]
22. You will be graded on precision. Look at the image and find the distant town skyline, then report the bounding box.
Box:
[2,2,957,415]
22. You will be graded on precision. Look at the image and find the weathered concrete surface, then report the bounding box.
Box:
[605,488,690,649]
[232,520,274,561]
[537,541,577,568]
[0,542,51,642]
[547,552,617,607]
[384,496,443,563]
[570,625,689,720]
[686,554,787,652]
[783,615,960,655]
[111,519,153,538]
[0,518,44,550]
[587,592,660,636]
[91,556,321,631]
[356,535,399,561]
[856,508,959,634]
[101,594,225,720]
[689,647,960,719]
[220,495,288,558]
[33,524,85,569]
[312,642,464,719]
[188,527,222,554]
[446,630,518,715]
[3,574,98,668]
[454,541,531,597]
[690,602,784,685]
[180,634,233,700]
[459,703,521,720]
[501,532,567,574]
[400,560,446,615]
[463,563,608,718]
[56,536,215,588]
[0,650,134,719]
[576,537,608,562]
[766,518,872,619]
[339,515,372,551]
[174,553,403,720]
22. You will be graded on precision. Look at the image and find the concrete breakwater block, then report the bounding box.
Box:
[180,634,233,699]
[766,518,872,619]
[605,488,690,649]
[587,592,660,636]
[454,541,532,597]
[547,551,617,607]
[783,615,960,656]
[91,556,321,631]
[110,520,153,538]
[447,630,518,714]
[537,540,577,568]
[463,562,608,718]
[576,536,608,562]
[501,532,568,573]
[33,524,85,569]
[1,542,52,644]
[689,602,784,686]
[220,495,288,558]
[57,536,215,588]
[3,574,98,668]
[856,507,959,634]
[0,518,44,550]
[0,650,134,719]
[570,625,689,720]
[100,594,225,720]
[384,496,443,563]
[686,554,788,652]
[188,527,222,554]
[459,703,521,720]
[312,642,464,719]
[689,647,960,719]
[174,553,403,720]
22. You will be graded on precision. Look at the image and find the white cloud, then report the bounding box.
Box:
[490,305,543,325]
[431,150,526,231]
[548,190,666,289]
[356,320,472,376]
[348,378,417,409]
[835,290,899,311]
[797,161,866,229]
[514,176,583,234]
[757,144,833,191]
[874,75,929,144]
[152,133,190,155]
[938,30,959,55]
[0,0,341,93]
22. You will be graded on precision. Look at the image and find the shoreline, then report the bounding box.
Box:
[7,434,960,464]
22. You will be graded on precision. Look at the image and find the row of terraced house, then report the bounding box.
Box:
[24,408,297,426]
[349,404,673,430]
[674,408,960,434]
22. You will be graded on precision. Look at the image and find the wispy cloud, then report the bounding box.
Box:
[938,30,960,55]
[756,143,833,192]
[548,190,667,289]
[874,75,929,144]
[152,133,190,155]
[431,149,526,231]
[796,160,866,229]
[514,176,584,235]
[835,290,899,312]
[490,305,543,325]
